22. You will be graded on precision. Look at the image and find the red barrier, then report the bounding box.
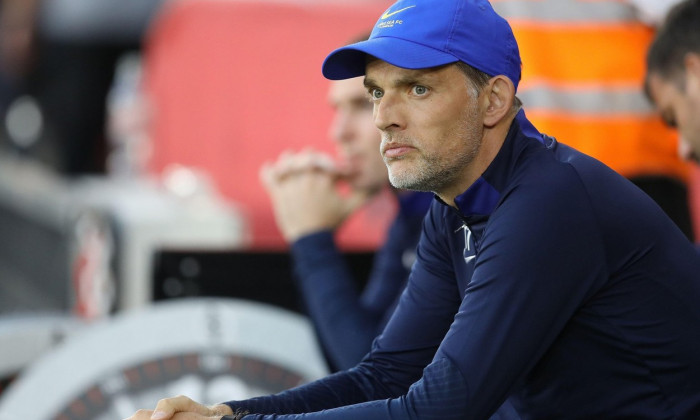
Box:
[143,0,395,250]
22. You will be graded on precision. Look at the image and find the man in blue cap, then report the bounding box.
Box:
[128,0,700,419]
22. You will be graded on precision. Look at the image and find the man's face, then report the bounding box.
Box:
[647,70,700,164]
[364,60,483,198]
[327,77,388,191]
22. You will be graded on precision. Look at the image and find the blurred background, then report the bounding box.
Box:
[0,0,389,417]
[0,0,697,418]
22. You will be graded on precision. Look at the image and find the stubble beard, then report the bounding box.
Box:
[383,108,482,193]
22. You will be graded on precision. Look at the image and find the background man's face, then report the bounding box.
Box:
[327,77,388,190]
[648,69,700,164]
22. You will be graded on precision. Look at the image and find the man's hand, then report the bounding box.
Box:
[123,395,233,420]
[260,149,373,242]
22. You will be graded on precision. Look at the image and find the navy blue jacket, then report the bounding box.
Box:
[291,190,432,371]
[226,116,700,419]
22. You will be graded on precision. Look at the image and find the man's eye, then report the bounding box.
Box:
[413,85,428,95]
[370,89,384,100]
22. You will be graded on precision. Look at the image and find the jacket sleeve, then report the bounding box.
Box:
[228,171,607,419]
[290,193,429,371]
[422,178,608,419]
[290,226,405,371]
[223,205,464,418]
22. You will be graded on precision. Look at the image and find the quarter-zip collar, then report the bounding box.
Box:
[437,109,545,219]
[396,190,434,219]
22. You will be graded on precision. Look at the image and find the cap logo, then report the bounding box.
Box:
[380,5,415,19]
[322,0,521,86]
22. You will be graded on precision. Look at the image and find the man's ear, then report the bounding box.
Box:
[483,75,515,127]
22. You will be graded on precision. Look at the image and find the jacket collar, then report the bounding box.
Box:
[397,191,435,219]
[439,109,545,219]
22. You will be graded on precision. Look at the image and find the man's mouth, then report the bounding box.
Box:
[382,144,415,159]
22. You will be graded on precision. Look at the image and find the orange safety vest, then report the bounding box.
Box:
[492,0,690,182]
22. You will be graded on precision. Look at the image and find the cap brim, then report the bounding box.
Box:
[322,37,459,80]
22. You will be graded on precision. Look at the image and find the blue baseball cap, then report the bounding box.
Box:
[322,0,522,91]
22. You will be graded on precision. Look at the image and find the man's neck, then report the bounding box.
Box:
[437,111,517,207]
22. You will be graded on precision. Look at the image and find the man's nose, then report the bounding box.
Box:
[330,111,354,143]
[373,93,403,132]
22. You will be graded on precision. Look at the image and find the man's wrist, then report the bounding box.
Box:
[221,409,249,420]
[211,403,234,416]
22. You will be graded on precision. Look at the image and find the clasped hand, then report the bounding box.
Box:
[123,395,234,420]
[260,149,374,242]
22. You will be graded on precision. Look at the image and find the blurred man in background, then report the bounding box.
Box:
[260,70,433,371]
[645,0,700,165]
[492,0,695,240]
